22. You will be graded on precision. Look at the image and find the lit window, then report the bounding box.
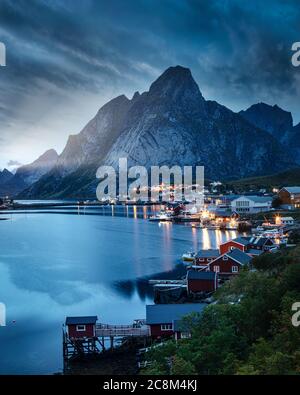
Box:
[181,332,192,339]
[161,324,173,331]
[76,325,86,331]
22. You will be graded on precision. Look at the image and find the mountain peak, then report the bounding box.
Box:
[148,65,204,105]
[239,102,293,143]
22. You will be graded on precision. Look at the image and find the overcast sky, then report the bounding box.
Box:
[0,0,300,170]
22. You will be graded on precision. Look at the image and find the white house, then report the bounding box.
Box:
[231,195,272,214]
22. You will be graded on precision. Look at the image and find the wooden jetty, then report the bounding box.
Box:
[63,316,150,362]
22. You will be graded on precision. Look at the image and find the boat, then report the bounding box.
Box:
[148,211,173,222]
[182,251,196,262]
[261,228,284,239]
[191,223,203,228]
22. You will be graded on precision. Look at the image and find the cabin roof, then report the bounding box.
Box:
[146,303,206,325]
[195,249,219,258]
[230,236,251,246]
[187,270,216,280]
[226,248,252,265]
[247,249,264,256]
[248,236,273,247]
[281,186,300,194]
[66,316,98,325]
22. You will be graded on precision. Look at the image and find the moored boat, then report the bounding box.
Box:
[182,251,196,262]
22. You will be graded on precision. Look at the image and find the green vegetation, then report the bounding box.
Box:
[142,246,300,375]
[225,167,300,192]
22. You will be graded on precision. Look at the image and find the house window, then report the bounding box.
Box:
[214,266,220,273]
[181,332,191,339]
[232,266,238,273]
[199,258,204,262]
[161,324,173,331]
[76,324,86,331]
[223,255,228,260]
[207,258,212,262]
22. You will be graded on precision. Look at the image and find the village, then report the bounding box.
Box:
[61,184,300,373]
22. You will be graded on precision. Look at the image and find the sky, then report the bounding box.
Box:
[0,0,300,171]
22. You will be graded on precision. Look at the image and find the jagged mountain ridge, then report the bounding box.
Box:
[239,103,300,162]
[19,66,297,199]
[0,168,13,186]
[239,103,293,143]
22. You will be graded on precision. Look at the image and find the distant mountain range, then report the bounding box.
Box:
[0,149,58,197]
[1,65,299,199]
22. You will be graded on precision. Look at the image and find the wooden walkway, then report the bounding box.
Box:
[96,324,150,337]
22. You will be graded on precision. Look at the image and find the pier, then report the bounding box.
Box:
[63,316,150,362]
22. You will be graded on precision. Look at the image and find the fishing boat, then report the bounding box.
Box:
[261,228,284,239]
[182,251,196,262]
[148,211,173,222]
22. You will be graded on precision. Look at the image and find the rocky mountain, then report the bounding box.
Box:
[239,103,293,143]
[15,149,58,185]
[19,66,297,199]
[240,103,300,162]
[0,149,58,197]
[0,168,13,186]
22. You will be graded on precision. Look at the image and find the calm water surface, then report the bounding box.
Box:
[0,205,239,374]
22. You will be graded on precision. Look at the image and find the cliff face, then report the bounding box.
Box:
[240,103,300,163]
[19,66,296,199]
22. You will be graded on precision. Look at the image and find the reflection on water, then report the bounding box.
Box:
[0,207,245,374]
[202,228,211,249]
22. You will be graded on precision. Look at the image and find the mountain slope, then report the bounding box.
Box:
[16,149,59,185]
[227,167,300,190]
[19,66,297,199]
[0,168,13,186]
[0,149,58,197]
[239,103,293,143]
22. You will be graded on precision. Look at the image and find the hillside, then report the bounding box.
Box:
[226,168,300,191]
[142,245,300,375]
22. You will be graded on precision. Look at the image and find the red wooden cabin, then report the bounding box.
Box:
[187,270,218,293]
[208,248,252,278]
[146,304,206,339]
[65,316,98,339]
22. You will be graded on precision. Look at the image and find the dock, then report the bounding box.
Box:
[63,316,150,362]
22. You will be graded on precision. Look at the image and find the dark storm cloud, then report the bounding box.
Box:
[0,0,300,168]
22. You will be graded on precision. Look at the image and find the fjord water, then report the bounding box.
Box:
[0,206,239,374]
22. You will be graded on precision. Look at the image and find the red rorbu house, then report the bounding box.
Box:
[208,248,252,278]
[194,249,219,267]
[219,236,250,255]
[187,270,218,294]
[146,303,206,340]
[65,316,98,339]
[219,236,274,255]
